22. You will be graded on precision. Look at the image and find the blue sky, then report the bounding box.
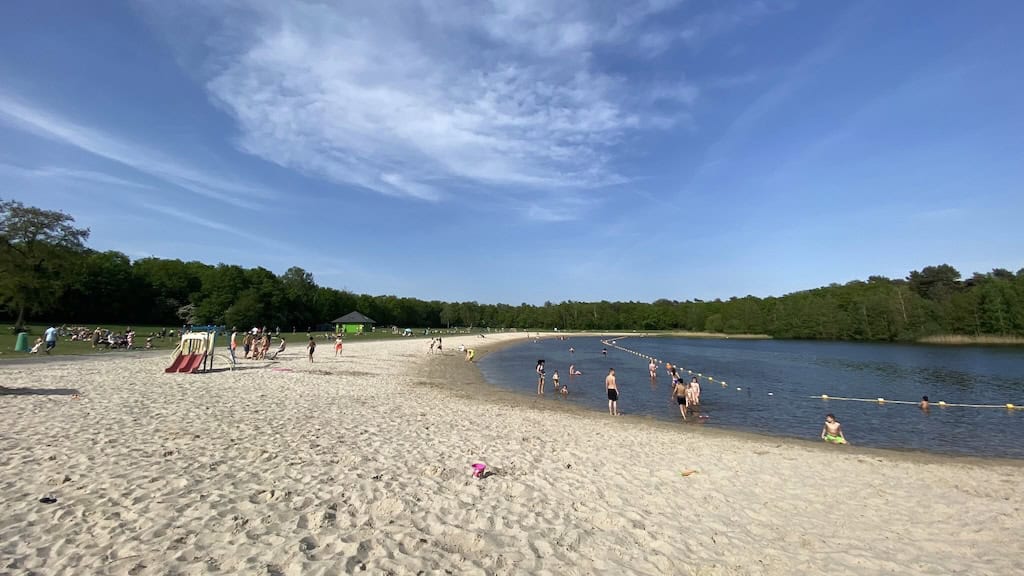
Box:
[1,1,1022,304]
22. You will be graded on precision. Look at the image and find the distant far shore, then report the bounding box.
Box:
[917,334,1024,346]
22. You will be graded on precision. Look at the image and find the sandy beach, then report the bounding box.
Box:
[2,333,1022,575]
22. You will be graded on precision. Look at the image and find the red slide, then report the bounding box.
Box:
[176,354,205,373]
[165,353,188,373]
[165,353,204,374]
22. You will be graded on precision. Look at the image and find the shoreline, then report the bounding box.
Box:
[2,333,1022,573]
[449,333,1024,467]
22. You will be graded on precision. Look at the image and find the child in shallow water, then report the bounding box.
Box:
[821,413,848,444]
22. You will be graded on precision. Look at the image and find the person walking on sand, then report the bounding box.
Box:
[307,336,317,363]
[606,368,619,416]
[821,413,848,444]
[649,360,657,384]
[429,338,436,354]
[671,377,689,420]
[536,359,546,395]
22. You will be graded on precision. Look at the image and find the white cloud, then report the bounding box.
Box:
[146,0,698,218]
[0,94,273,209]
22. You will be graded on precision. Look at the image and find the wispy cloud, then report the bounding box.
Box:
[0,162,152,189]
[0,94,273,209]
[144,0,699,218]
[137,201,269,245]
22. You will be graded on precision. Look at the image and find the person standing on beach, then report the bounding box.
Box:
[536,360,546,395]
[335,335,344,357]
[649,360,657,384]
[606,368,619,416]
[307,336,316,363]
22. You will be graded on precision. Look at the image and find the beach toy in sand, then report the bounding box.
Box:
[680,470,698,477]
[471,463,487,478]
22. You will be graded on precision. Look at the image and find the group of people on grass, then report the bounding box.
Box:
[29,325,149,354]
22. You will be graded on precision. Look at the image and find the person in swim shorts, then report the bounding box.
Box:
[552,369,559,390]
[606,368,619,416]
[335,335,344,357]
[649,360,657,384]
[821,413,847,444]
[670,377,688,420]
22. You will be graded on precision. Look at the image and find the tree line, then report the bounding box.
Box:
[2,199,1023,340]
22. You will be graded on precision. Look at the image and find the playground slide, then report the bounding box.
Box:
[176,354,205,373]
[165,353,189,373]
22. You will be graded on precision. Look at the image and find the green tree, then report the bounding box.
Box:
[0,199,90,329]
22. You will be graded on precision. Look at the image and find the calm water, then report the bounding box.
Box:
[478,337,1024,458]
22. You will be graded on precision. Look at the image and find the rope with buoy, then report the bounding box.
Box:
[602,337,1022,411]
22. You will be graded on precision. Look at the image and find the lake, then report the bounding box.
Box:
[477,336,1024,458]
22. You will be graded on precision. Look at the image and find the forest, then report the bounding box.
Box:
[3,199,1023,340]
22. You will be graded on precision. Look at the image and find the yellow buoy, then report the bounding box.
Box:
[877,398,885,403]
[938,401,946,406]
[821,394,829,399]
[1008,404,1016,410]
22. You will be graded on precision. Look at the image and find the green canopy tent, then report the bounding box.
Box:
[332,311,377,334]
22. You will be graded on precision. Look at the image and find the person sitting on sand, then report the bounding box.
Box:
[606,368,619,416]
[919,396,930,411]
[821,413,848,444]
[670,377,688,420]
[29,337,44,354]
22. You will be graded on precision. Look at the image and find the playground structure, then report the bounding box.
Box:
[165,328,234,374]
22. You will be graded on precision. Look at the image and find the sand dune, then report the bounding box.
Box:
[1,334,1021,575]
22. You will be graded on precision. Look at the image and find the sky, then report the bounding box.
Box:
[1,1,1022,305]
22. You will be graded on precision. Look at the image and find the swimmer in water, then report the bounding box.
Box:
[552,370,559,390]
[821,413,848,444]
[687,376,701,407]
[602,348,608,356]
[670,377,688,420]
[919,395,930,411]
[649,360,657,384]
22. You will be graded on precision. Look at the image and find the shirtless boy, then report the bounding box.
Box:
[670,378,688,420]
[821,413,847,444]
[606,368,619,416]
[649,360,657,384]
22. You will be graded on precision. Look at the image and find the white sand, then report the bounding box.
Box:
[1,334,1022,575]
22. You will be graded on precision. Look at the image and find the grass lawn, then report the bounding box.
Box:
[0,324,179,360]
